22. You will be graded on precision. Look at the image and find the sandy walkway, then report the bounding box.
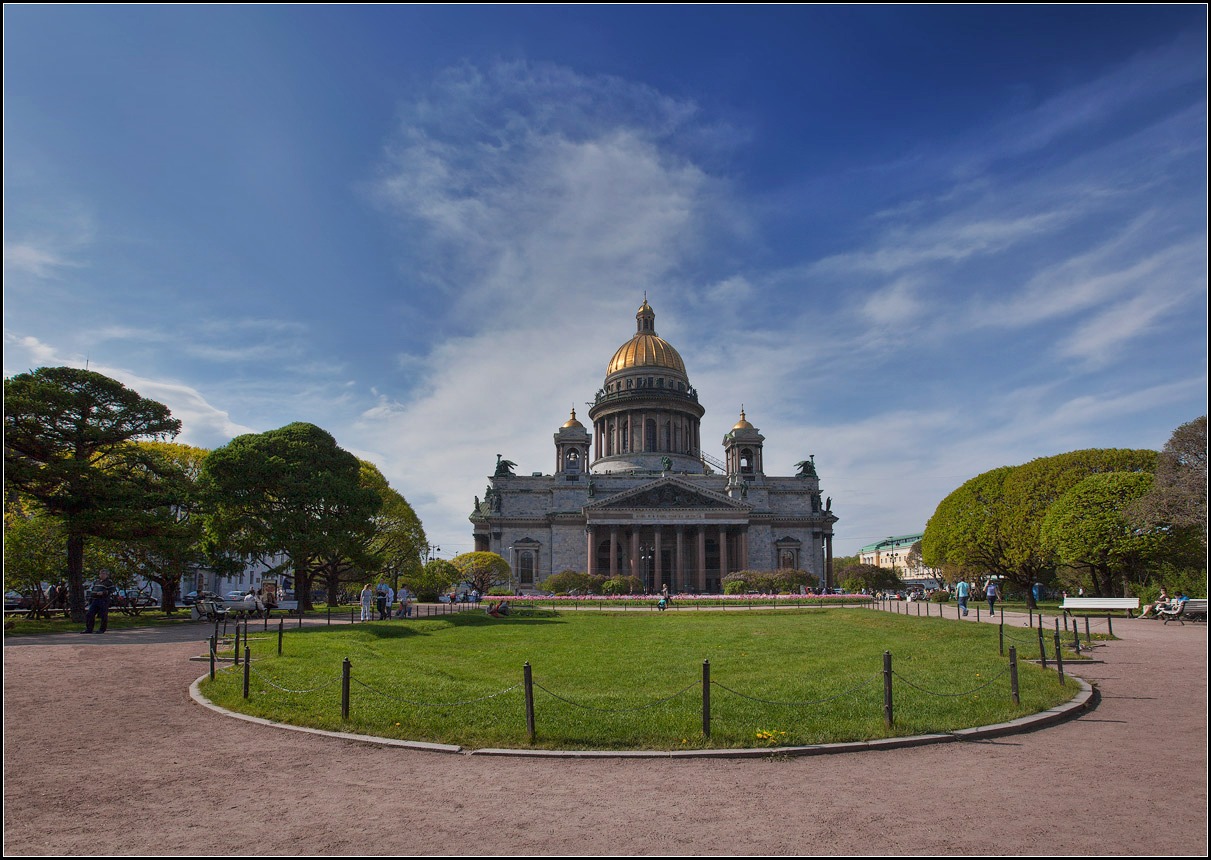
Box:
[3,611,1206,855]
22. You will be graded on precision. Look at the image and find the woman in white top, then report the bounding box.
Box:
[360,582,375,621]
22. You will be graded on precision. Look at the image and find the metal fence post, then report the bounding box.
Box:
[1037,624,1047,668]
[243,647,251,698]
[278,618,284,655]
[341,657,351,720]
[883,651,894,728]
[234,622,241,666]
[524,662,535,743]
[1054,621,1065,686]
[1009,646,1019,705]
[209,634,216,680]
[1106,613,1114,637]
[702,660,711,738]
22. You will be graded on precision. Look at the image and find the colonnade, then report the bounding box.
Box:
[585,523,749,592]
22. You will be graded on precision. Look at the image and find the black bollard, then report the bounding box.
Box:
[702,660,711,739]
[243,647,251,698]
[341,657,351,720]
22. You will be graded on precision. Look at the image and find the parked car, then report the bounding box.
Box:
[182,590,221,606]
[224,591,248,602]
[5,591,29,611]
[115,589,157,607]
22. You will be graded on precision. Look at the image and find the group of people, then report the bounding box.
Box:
[1137,588,1190,619]
[358,582,416,621]
[950,578,1002,618]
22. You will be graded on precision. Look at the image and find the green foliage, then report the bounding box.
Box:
[1129,416,1208,550]
[722,569,816,594]
[200,423,381,610]
[3,367,181,618]
[401,559,461,602]
[450,551,512,593]
[600,575,643,595]
[541,570,593,595]
[923,449,1158,598]
[836,563,902,594]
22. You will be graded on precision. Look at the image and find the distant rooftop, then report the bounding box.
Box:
[858,533,924,553]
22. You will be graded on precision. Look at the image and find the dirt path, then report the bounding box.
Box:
[3,612,1206,855]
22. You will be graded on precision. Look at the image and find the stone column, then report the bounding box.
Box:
[630,529,640,580]
[586,525,596,578]
[654,527,663,592]
[697,528,706,592]
[675,526,685,593]
[609,526,619,578]
[718,526,729,579]
[740,528,749,571]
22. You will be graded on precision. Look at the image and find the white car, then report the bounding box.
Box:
[224,591,248,602]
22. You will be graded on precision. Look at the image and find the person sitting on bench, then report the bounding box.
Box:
[1138,588,1171,619]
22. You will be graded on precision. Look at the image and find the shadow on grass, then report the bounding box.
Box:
[284,611,567,640]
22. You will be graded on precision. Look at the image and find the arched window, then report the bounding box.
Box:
[565,450,581,472]
[740,448,754,474]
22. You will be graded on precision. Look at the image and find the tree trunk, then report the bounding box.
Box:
[66,532,86,622]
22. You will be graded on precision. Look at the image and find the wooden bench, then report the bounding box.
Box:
[1160,598,1208,625]
[1060,597,1141,617]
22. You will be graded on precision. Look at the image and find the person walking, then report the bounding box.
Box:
[81,570,117,634]
[985,578,1002,617]
[955,578,970,616]
[360,582,375,622]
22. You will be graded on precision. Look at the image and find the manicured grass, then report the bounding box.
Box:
[200,609,1073,751]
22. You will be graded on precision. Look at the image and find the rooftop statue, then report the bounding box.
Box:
[794,457,818,478]
[494,454,517,477]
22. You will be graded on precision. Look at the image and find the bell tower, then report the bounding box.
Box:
[554,408,591,475]
[724,409,765,479]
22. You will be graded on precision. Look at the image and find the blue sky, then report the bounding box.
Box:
[4,6,1207,558]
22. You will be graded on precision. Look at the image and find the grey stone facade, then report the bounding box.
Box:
[471,301,836,593]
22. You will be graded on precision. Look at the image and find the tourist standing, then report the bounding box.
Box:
[82,570,117,634]
[360,582,374,622]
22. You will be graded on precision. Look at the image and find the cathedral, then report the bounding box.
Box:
[471,299,837,593]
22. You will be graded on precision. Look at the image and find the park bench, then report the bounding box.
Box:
[1060,597,1141,617]
[191,600,229,623]
[1159,598,1208,625]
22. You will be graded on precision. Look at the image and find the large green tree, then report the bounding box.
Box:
[923,449,1157,604]
[199,423,381,610]
[97,442,210,612]
[1041,472,1167,597]
[4,367,181,619]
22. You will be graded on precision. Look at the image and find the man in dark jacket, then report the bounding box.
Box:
[82,570,117,634]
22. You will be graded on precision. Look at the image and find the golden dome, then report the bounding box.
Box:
[732,409,754,430]
[561,408,585,429]
[605,299,687,376]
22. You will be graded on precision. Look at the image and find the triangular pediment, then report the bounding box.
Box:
[586,477,748,511]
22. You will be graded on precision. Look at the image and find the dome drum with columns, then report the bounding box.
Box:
[472,300,836,594]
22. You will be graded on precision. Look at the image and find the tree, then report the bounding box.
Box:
[99,442,210,612]
[923,450,1157,605]
[200,423,381,611]
[4,367,181,620]
[835,563,902,594]
[400,559,461,602]
[1129,416,1207,550]
[450,551,512,594]
[1041,472,1165,597]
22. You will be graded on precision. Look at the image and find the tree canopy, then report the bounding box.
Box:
[4,367,181,618]
[199,422,381,610]
[922,448,1158,599]
[1128,416,1207,550]
[450,551,512,594]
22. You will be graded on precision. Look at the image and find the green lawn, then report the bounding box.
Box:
[200,609,1073,750]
